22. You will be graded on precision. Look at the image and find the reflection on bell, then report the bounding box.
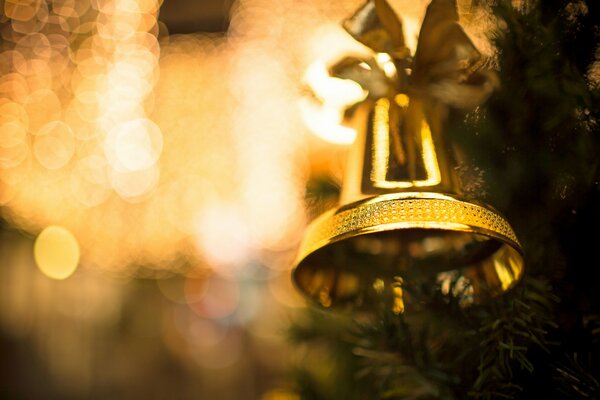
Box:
[292,94,524,311]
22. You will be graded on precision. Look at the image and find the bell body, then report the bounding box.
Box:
[341,95,460,203]
[293,94,524,311]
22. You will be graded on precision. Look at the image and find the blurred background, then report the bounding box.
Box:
[0,0,489,398]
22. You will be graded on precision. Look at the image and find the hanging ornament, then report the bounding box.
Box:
[292,0,523,311]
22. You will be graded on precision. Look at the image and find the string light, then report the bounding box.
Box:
[34,225,80,280]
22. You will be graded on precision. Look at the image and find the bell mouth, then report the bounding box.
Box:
[292,192,524,311]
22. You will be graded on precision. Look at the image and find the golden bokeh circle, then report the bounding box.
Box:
[33,225,80,280]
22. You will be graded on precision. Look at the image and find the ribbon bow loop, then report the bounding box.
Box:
[331,0,498,109]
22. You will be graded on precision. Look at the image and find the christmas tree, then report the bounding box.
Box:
[289,0,600,399]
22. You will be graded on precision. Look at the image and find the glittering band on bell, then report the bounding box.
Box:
[292,95,524,311]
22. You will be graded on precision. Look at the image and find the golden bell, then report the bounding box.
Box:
[292,94,524,311]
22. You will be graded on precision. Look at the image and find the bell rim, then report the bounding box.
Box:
[295,192,522,265]
[292,192,524,309]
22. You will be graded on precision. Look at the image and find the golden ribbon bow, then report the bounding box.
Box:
[333,0,498,109]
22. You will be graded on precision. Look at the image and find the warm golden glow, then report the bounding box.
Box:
[0,0,452,278]
[403,17,420,50]
[299,24,372,146]
[413,120,442,187]
[392,285,405,314]
[318,286,332,308]
[34,225,80,280]
[371,97,442,189]
[305,61,367,106]
[375,52,397,79]
[493,247,523,291]
[33,121,75,170]
[301,60,366,145]
[299,98,357,145]
[394,93,410,107]
[193,203,251,274]
[494,259,513,291]
[104,118,163,172]
[372,98,404,187]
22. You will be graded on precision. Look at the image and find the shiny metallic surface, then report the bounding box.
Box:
[293,192,524,310]
[293,0,523,311]
[293,86,524,311]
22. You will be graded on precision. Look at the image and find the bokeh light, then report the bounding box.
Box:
[187,276,241,319]
[0,0,492,397]
[33,225,80,280]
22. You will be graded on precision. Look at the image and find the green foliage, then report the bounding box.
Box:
[289,278,558,399]
[290,0,600,398]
